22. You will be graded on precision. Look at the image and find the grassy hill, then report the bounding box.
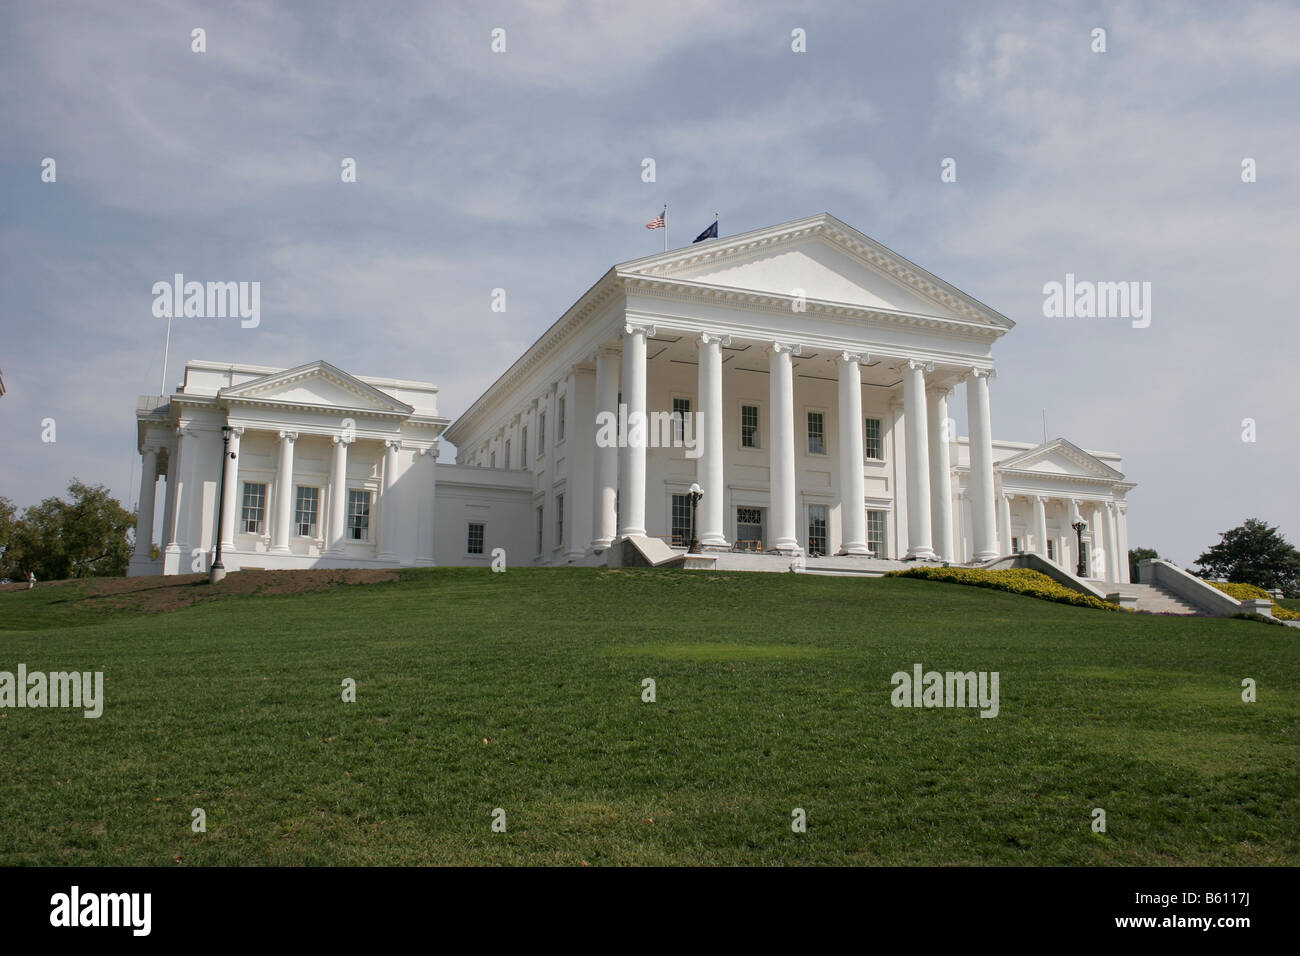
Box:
[1,567,1296,866]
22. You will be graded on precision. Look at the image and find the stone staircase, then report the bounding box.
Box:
[1123,582,1203,616]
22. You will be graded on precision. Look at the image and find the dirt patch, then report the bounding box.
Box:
[15,569,402,614]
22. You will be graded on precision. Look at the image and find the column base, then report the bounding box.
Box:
[700,534,729,549]
[837,543,871,556]
[767,539,801,555]
[974,550,1000,562]
[590,537,615,552]
[906,547,938,561]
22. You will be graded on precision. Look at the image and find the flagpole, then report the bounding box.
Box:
[160,311,172,396]
[663,204,668,252]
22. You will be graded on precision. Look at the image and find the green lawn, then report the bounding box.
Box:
[1,568,1296,866]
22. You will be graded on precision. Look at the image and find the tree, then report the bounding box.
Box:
[1194,518,1300,597]
[0,480,135,581]
[1128,547,1158,583]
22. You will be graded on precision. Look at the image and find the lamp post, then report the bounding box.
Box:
[210,425,236,584]
[687,482,703,554]
[1071,519,1086,577]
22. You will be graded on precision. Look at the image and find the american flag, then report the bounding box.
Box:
[645,209,665,230]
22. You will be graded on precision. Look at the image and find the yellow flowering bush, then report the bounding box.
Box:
[886,566,1123,611]
[1207,581,1300,620]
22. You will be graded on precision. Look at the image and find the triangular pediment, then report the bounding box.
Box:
[219,360,414,416]
[616,213,1013,329]
[996,438,1123,481]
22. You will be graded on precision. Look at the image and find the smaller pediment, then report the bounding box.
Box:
[996,438,1123,481]
[219,360,414,416]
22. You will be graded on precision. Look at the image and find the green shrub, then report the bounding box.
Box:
[886,566,1122,611]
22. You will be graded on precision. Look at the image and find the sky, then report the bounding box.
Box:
[1,0,1297,568]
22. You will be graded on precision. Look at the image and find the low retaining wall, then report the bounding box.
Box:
[983,552,1113,602]
[1137,559,1250,617]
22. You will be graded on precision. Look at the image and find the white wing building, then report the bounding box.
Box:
[132,214,1135,583]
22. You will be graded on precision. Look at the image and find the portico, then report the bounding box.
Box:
[130,360,447,576]
[445,213,1029,567]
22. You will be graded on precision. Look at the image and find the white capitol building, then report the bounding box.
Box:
[130,214,1135,585]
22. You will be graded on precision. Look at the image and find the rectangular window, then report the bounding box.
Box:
[1047,539,1056,561]
[672,397,691,443]
[671,493,692,548]
[808,504,828,556]
[347,489,372,541]
[557,397,566,441]
[294,485,320,538]
[741,404,760,448]
[538,413,546,456]
[467,522,485,555]
[1079,539,1090,576]
[807,411,826,455]
[867,509,887,558]
[555,494,564,546]
[504,440,511,469]
[536,505,545,554]
[520,427,527,464]
[490,451,496,468]
[865,417,882,460]
[240,482,267,535]
[736,507,764,550]
[1011,536,1021,554]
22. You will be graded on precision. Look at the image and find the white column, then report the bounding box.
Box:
[592,346,619,550]
[966,368,998,561]
[378,439,401,560]
[566,367,595,561]
[160,444,177,554]
[271,430,297,553]
[837,352,869,555]
[1106,501,1122,585]
[698,334,729,548]
[1091,502,1107,579]
[902,359,935,560]
[998,491,1013,559]
[1115,502,1131,584]
[218,427,242,550]
[136,448,158,556]
[768,342,798,553]
[926,385,953,561]
[164,427,193,558]
[415,446,437,565]
[618,325,651,538]
[1033,495,1048,557]
[327,434,350,553]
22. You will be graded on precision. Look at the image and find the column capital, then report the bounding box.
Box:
[417,446,438,458]
[623,323,655,338]
[967,366,996,381]
[332,433,353,445]
[698,332,732,348]
[925,382,954,399]
[278,430,298,442]
[767,341,801,356]
[906,358,935,373]
[384,438,402,451]
[225,425,245,437]
[838,350,867,365]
